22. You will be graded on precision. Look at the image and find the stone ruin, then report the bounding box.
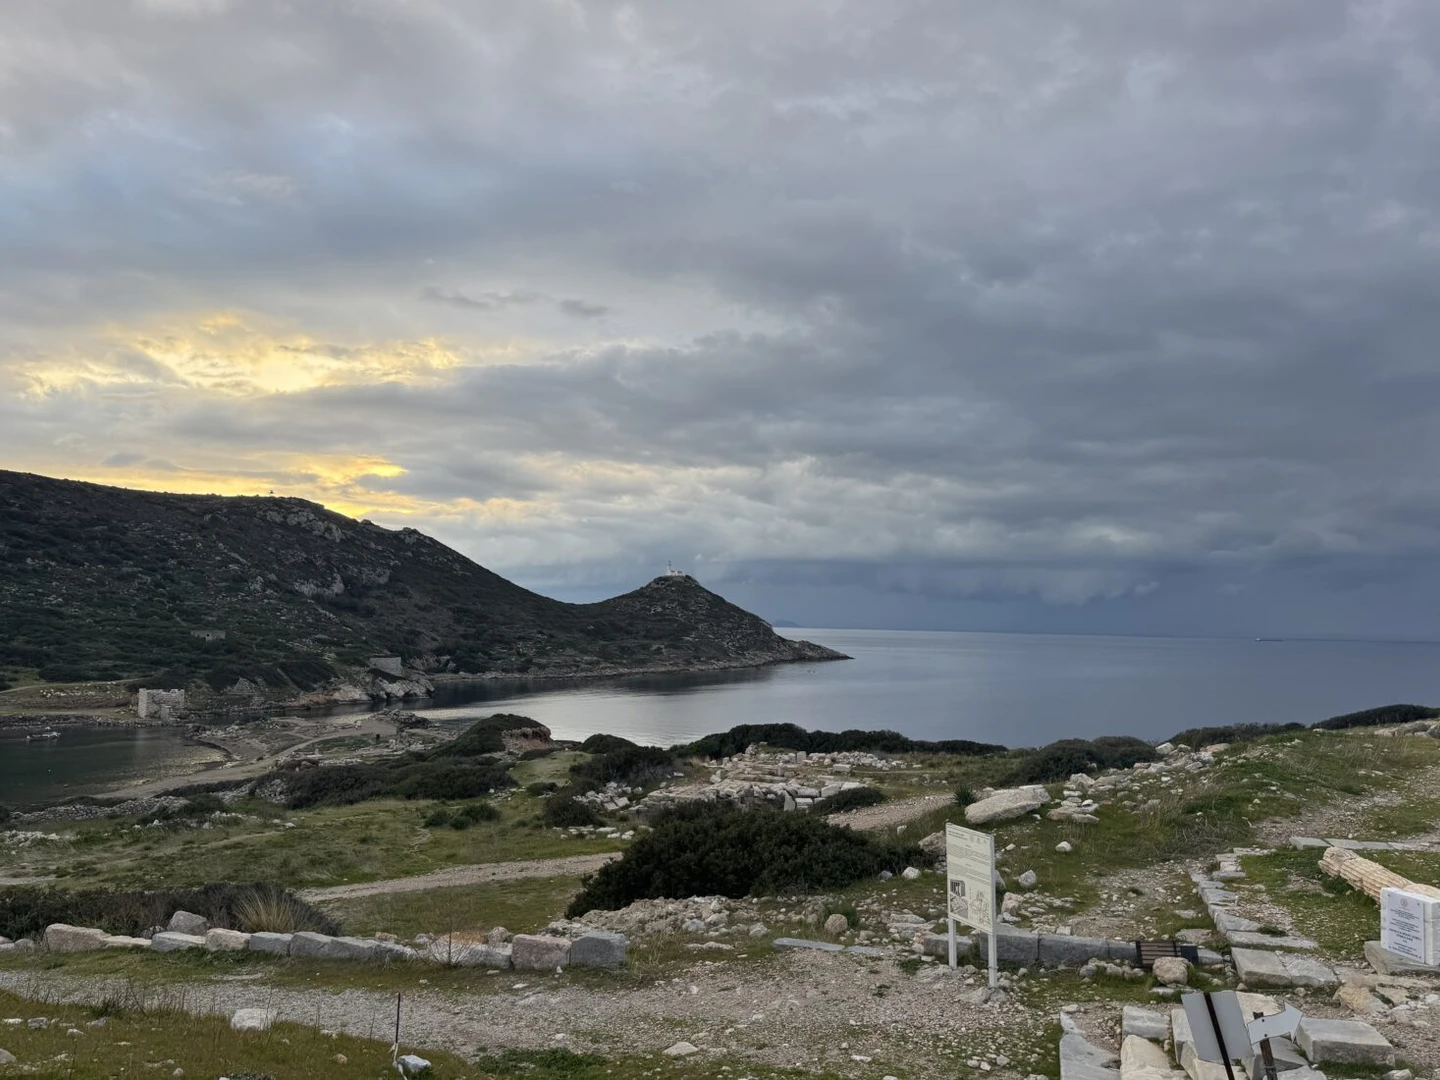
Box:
[135,688,186,720]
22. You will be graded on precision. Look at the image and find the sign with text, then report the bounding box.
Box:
[1381,887,1440,966]
[945,823,995,933]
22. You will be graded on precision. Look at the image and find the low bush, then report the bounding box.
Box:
[423,801,501,830]
[1313,704,1440,731]
[543,794,603,828]
[819,787,885,814]
[579,733,638,754]
[566,803,921,915]
[569,746,676,792]
[954,786,976,807]
[429,714,540,758]
[0,883,337,941]
[0,805,10,825]
[679,723,1006,760]
[1006,736,1157,784]
[1168,722,1305,746]
[518,747,557,761]
[525,781,559,797]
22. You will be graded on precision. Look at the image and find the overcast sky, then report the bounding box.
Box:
[5,0,1440,638]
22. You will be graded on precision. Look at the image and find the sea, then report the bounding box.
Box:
[5,628,1440,806]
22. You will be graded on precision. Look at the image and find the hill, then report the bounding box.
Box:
[0,471,845,697]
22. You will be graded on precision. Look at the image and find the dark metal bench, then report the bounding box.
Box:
[1135,939,1201,968]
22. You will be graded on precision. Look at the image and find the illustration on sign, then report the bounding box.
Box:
[945,823,995,933]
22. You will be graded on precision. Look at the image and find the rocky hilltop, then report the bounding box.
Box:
[0,471,845,697]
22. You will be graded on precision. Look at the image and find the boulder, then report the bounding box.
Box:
[570,931,627,969]
[166,911,209,936]
[1336,983,1386,1016]
[488,926,512,944]
[0,1049,14,1065]
[511,933,572,970]
[44,925,107,953]
[824,913,849,934]
[901,867,922,880]
[1018,870,1039,889]
[150,932,206,953]
[288,932,335,958]
[664,1042,700,1057]
[230,1008,277,1033]
[1152,957,1190,987]
[247,933,293,956]
[204,929,250,952]
[965,787,1048,825]
[1295,1017,1394,1065]
[397,1054,432,1076]
[1120,1035,1171,1075]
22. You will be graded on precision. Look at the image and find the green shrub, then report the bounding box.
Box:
[429,714,539,758]
[1313,704,1440,731]
[566,803,921,915]
[424,801,500,830]
[525,781,559,797]
[274,759,513,809]
[1168,722,1304,746]
[579,733,638,753]
[679,723,1005,759]
[954,786,976,807]
[0,883,337,940]
[569,746,676,792]
[518,747,557,761]
[820,787,885,814]
[1007,736,1158,784]
[542,794,603,828]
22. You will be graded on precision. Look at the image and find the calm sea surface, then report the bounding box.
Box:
[6,629,1440,805]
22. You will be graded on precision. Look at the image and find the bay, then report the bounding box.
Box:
[5,628,1439,806]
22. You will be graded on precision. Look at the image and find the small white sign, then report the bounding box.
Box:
[945,822,995,933]
[1182,991,1252,1064]
[1381,887,1440,966]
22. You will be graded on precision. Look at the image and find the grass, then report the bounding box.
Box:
[21,793,627,892]
[0,986,471,1079]
[323,876,586,938]
[0,987,859,1079]
[1240,847,1440,961]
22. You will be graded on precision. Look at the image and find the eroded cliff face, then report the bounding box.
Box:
[0,471,846,694]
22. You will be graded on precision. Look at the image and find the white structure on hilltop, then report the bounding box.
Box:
[664,560,689,578]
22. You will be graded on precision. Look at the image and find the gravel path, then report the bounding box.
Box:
[297,852,623,902]
[0,951,1036,1076]
[829,792,951,832]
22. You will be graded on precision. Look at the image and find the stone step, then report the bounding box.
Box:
[1232,947,1337,988]
[1294,1017,1394,1066]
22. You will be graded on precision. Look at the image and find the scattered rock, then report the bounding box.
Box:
[166,911,209,936]
[965,787,1048,825]
[397,1053,432,1076]
[1018,870,1039,889]
[570,931,627,969]
[664,1041,700,1057]
[824,913,849,934]
[1152,957,1190,987]
[229,1008,276,1033]
[901,867,922,880]
[1056,841,1073,854]
[204,929,250,952]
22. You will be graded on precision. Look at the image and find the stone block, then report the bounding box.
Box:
[570,931,627,969]
[1226,932,1318,951]
[288,932,335,958]
[100,935,150,949]
[44,925,107,953]
[1122,1006,1170,1042]
[973,925,1040,965]
[1214,910,1261,934]
[150,932,206,953]
[374,941,419,963]
[1232,948,1336,988]
[511,933,572,970]
[920,932,972,959]
[1295,1017,1394,1065]
[247,933,293,956]
[321,936,380,961]
[1364,940,1440,976]
[204,929,250,952]
[166,910,209,936]
[1121,1036,1174,1080]
[1038,934,1109,968]
[1059,1031,1119,1080]
[1291,837,1328,850]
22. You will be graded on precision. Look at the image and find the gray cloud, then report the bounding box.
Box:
[3,1,1440,636]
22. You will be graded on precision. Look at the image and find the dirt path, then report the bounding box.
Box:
[297,852,624,902]
[829,792,950,832]
[0,951,1036,1076]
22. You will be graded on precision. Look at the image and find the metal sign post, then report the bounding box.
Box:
[1184,991,1302,1080]
[945,822,998,988]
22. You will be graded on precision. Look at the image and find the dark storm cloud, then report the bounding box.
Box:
[4,0,1440,635]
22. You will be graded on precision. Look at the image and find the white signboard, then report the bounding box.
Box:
[945,822,995,933]
[1182,991,1253,1064]
[1381,887,1440,966]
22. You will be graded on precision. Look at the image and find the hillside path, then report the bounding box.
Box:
[297,852,621,902]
